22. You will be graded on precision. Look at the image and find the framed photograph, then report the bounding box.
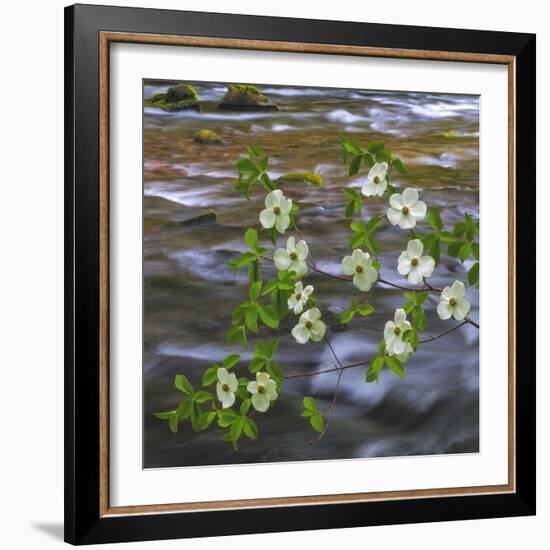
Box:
[65,4,536,545]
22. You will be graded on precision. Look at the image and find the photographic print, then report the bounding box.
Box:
[143,79,480,469]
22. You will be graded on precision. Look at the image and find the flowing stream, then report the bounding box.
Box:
[143,81,479,468]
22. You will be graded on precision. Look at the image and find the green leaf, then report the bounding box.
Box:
[176,399,193,420]
[248,356,265,373]
[154,411,173,420]
[440,230,456,243]
[202,366,218,386]
[258,305,279,329]
[303,396,317,412]
[366,355,385,383]
[427,206,443,232]
[364,234,380,256]
[392,158,407,174]
[230,418,244,441]
[448,240,466,258]
[468,262,480,287]
[196,411,216,431]
[243,418,258,439]
[249,281,262,301]
[240,399,251,416]
[266,338,279,356]
[345,200,356,218]
[365,216,383,234]
[248,259,261,283]
[349,232,365,249]
[194,391,213,404]
[376,149,391,163]
[340,309,355,324]
[310,412,325,433]
[168,412,178,433]
[244,228,259,251]
[228,251,257,270]
[459,242,472,262]
[175,374,194,396]
[367,141,385,154]
[226,325,246,346]
[357,304,374,316]
[245,306,259,333]
[223,354,241,370]
[218,410,238,428]
[386,356,405,378]
[341,138,365,156]
[349,155,362,176]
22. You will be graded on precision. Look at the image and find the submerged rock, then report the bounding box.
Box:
[193,129,225,144]
[277,172,324,187]
[218,84,279,111]
[180,209,217,227]
[144,83,200,112]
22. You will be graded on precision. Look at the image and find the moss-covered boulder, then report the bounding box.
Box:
[144,83,200,112]
[218,84,279,111]
[180,209,217,227]
[193,129,224,145]
[277,172,324,187]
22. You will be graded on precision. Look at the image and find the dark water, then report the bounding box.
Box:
[143,81,479,468]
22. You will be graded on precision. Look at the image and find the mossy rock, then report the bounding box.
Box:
[218,84,279,111]
[144,83,200,112]
[180,209,217,227]
[193,129,224,145]
[277,172,324,187]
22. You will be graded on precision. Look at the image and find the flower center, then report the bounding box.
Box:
[394,327,401,336]
[449,298,457,306]
[273,206,281,215]
[257,385,266,394]
[355,265,364,273]
[305,321,313,329]
[411,258,419,267]
[374,176,380,184]
[222,383,230,392]
[402,206,410,215]
[295,293,302,300]
[290,252,298,260]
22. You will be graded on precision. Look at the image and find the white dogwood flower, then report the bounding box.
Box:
[247,371,278,412]
[437,280,471,321]
[259,189,292,233]
[216,367,238,409]
[341,249,378,292]
[361,162,388,197]
[386,187,427,229]
[274,236,308,277]
[384,308,413,356]
[291,308,326,344]
[397,239,435,285]
[288,281,314,315]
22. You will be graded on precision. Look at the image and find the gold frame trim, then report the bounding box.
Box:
[98,32,516,518]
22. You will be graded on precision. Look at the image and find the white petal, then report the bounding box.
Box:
[389,193,403,209]
[407,239,424,257]
[227,373,238,392]
[257,372,270,384]
[397,253,411,275]
[303,307,321,322]
[252,392,270,412]
[303,285,314,298]
[294,281,304,293]
[370,162,388,179]
[437,301,453,320]
[291,259,308,278]
[394,308,407,324]
[384,321,396,340]
[441,286,453,301]
[292,324,310,344]
[247,381,258,394]
[361,181,377,197]
[401,187,419,207]
[451,280,466,298]
[265,189,283,209]
[296,239,309,260]
[216,383,225,402]
[341,255,356,275]
[409,200,427,220]
[259,208,275,229]
[407,267,423,285]
[222,392,235,409]
[273,248,291,271]
[217,367,229,384]
[275,213,290,233]
[353,272,373,292]
[398,214,416,229]
[364,266,378,283]
[387,207,402,226]
[265,380,278,400]
[453,298,471,320]
[392,338,407,355]
[288,295,297,309]
[352,249,367,263]
[418,256,435,277]
[310,320,326,342]
[286,236,296,251]
[376,180,388,195]
[293,302,304,315]
[280,197,293,214]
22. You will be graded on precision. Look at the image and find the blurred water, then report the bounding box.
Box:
[143,81,479,468]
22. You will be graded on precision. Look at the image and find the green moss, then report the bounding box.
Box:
[193,129,224,144]
[218,83,279,111]
[144,82,200,112]
[442,130,460,138]
[278,172,324,187]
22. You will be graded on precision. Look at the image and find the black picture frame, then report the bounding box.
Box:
[65,3,536,545]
